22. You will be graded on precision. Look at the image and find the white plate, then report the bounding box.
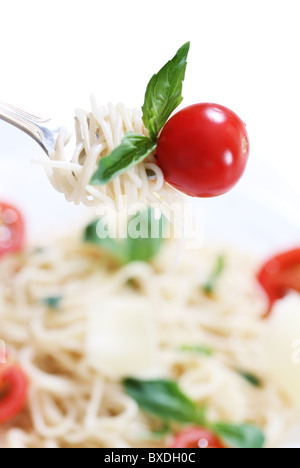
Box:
[1,120,300,447]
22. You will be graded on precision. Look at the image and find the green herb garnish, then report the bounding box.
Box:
[142,42,190,142]
[179,344,214,356]
[210,423,265,449]
[90,134,156,186]
[123,378,206,426]
[239,370,262,388]
[123,377,265,449]
[91,42,190,185]
[42,295,63,310]
[203,255,225,294]
[84,218,128,264]
[150,424,172,439]
[84,207,166,264]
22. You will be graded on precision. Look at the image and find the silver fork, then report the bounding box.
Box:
[0,101,158,180]
[0,101,63,156]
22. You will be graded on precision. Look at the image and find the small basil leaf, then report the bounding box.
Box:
[43,295,63,310]
[90,133,156,185]
[84,219,128,264]
[211,423,265,449]
[239,370,262,388]
[84,207,166,264]
[142,42,190,141]
[123,378,204,425]
[126,207,166,262]
[179,344,214,356]
[203,255,225,294]
[150,424,172,439]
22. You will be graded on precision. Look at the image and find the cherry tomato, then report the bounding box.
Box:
[171,427,225,448]
[0,364,28,424]
[0,202,25,258]
[156,103,249,197]
[257,248,300,316]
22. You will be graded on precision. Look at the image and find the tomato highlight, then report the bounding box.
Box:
[171,427,225,449]
[0,202,25,258]
[156,103,249,198]
[257,248,300,315]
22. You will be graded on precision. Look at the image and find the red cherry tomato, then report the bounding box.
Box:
[156,103,249,197]
[257,248,300,316]
[0,202,25,258]
[171,427,225,448]
[0,364,28,424]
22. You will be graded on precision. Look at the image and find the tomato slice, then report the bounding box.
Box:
[171,427,225,448]
[0,364,28,424]
[257,248,300,315]
[0,202,25,258]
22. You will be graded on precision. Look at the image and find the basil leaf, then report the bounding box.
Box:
[203,255,225,294]
[126,207,165,262]
[84,207,166,264]
[123,378,205,425]
[84,219,128,264]
[43,295,63,310]
[239,370,262,388]
[142,42,190,141]
[150,424,172,439]
[211,423,265,449]
[179,344,214,356]
[90,133,156,185]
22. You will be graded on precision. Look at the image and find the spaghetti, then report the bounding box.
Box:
[0,234,293,448]
[38,97,182,212]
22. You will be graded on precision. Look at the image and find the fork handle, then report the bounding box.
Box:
[0,101,49,154]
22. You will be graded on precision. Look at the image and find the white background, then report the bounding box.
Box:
[1,0,300,248]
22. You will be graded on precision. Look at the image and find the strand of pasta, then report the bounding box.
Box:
[36,98,179,211]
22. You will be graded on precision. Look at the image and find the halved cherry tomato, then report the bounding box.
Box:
[257,248,300,316]
[0,202,25,258]
[156,103,249,198]
[171,427,225,448]
[0,364,28,424]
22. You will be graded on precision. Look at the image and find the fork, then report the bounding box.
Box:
[0,101,63,156]
[0,101,158,181]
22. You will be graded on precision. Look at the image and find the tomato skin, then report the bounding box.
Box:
[171,427,225,449]
[0,202,25,258]
[257,248,300,316]
[0,365,28,424]
[156,103,249,198]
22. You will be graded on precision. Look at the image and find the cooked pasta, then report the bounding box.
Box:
[0,234,293,448]
[38,97,182,212]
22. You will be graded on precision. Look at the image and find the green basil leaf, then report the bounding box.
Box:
[126,207,166,262]
[142,42,190,141]
[90,133,156,185]
[84,219,128,264]
[123,378,205,425]
[83,207,166,264]
[211,423,265,449]
[203,255,225,294]
[150,424,172,439]
[42,295,63,310]
[238,370,262,388]
[179,344,214,356]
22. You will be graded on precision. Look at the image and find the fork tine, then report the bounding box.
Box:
[0,100,59,155]
[0,101,48,124]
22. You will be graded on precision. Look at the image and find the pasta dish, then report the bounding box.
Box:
[0,225,294,448]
